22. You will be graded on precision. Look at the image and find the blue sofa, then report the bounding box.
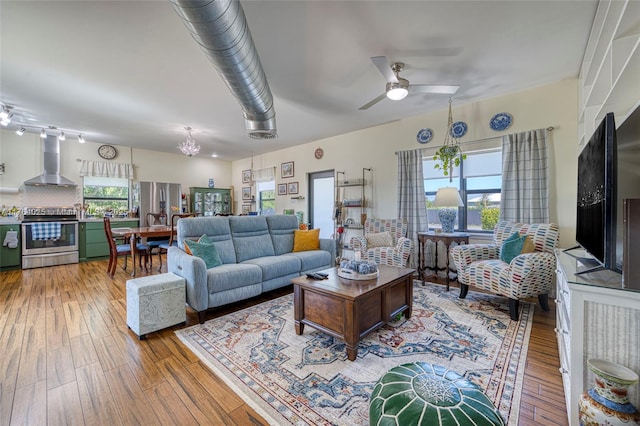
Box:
[167,214,336,323]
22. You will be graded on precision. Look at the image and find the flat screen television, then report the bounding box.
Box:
[575,112,617,273]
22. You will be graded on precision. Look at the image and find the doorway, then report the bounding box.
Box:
[309,170,334,239]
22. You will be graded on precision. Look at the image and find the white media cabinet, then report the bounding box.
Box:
[555,249,640,424]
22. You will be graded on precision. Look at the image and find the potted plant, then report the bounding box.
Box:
[433,98,466,181]
[433,145,466,180]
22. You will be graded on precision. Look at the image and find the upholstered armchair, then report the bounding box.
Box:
[451,220,559,321]
[350,218,413,267]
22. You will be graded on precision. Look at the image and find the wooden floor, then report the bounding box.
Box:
[0,258,569,425]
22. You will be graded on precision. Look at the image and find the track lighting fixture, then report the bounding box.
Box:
[2,100,89,143]
[0,106,10,120]
[0,113,13,126]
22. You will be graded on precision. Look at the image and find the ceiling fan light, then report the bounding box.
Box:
[386,87,408,101]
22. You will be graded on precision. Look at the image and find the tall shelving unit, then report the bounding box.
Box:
[334,167,372,261]
[578,0,640,146]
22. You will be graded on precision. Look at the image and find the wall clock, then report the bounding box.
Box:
[98,144,117,160]
[314,148,324,159]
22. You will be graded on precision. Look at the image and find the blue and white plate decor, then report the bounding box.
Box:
[450,121,468,138]
[416,128,433,144]
[489,112,513,131]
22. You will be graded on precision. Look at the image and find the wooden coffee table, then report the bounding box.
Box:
[291,265,415,361]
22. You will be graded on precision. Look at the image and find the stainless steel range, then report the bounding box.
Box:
[21,207,79,269]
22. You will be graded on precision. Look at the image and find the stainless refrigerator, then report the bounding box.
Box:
[133,181,182,226]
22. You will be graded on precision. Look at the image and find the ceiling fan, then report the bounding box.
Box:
[358,56,460,110]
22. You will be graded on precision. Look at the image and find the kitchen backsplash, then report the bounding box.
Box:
[20,185,81,207]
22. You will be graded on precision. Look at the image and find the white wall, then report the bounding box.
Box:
[232,79,579,248]
[0,130,232,208]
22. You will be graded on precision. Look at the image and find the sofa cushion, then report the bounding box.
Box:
[293,229,320,252]
[243,255,301,281]
[229,216,275,262]
[285,250,332,272]
[266,215,298,255]
[206,263,262,294]
[184,235,222,268]
[178,217,237,264]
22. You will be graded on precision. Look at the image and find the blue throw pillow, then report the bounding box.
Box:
[184,234,222,268]
[500,231,527,263]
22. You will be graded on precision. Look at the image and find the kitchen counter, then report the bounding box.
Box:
[80,217,138,223]
[0,218,21,225]
[0,217,138,224]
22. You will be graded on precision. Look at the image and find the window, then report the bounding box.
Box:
[83,176,129,217]
[256,180,275,215]
[424,149,502,232]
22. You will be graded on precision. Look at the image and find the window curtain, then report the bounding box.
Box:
[500,129,549,223]
[252,166,276,183]
[79,160,134,180]
[397,149,428,268]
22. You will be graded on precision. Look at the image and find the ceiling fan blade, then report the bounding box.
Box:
[409,84,460,95]
[371,56,398,83]
[358,93,387,110]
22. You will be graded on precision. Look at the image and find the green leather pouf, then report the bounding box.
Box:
[369,362,505,426]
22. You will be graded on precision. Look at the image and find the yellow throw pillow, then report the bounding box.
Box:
[293,228,320,252]
[521,235,535,254]
[366,231,393,248]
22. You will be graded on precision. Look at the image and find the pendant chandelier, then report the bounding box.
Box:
[178,126,200,157]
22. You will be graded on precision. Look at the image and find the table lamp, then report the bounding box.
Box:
[434,187,463,233]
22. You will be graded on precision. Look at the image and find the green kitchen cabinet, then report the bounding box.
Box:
[190,187,233,216]
[0,224,21,269]
[79,220,139,261]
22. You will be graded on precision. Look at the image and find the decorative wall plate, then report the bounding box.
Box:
[416,128,433,144]
[450,121,468,138]
[489,112,513,131]
[314,148,324,159]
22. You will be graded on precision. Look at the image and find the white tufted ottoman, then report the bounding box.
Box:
[126,272,186,340]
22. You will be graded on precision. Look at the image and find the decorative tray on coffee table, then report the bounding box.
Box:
[338,268,379,280]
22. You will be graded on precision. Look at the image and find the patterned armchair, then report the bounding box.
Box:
[350,218,413,267]
[451,220,559,321]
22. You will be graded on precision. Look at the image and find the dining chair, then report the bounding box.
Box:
[145,212,169,268]
[104,217,149,277]
[156,213,195,271]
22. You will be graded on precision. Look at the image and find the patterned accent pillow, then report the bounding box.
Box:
[500,231,528,263]
[366,231,393,248]
[184,234,222,268]
[293,228,320,252]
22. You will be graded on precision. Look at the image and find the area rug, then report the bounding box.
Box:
[176,282,533,425]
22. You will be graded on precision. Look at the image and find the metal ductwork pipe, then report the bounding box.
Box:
[171,0,277,140]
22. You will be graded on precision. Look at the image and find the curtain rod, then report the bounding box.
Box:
[396,126,555,155]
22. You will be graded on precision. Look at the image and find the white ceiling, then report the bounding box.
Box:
[1,0,597,161]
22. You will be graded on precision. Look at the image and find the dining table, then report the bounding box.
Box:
[112,225,174,277]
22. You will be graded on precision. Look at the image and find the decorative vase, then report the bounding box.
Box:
[578,358,640,425]
[437,208,457,233]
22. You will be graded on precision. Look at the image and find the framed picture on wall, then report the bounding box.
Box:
[278,183,287,195]
[288,181,299,195]
[242,204,251,215]
[242,187,251,200]
[242,169,252,184]
[281,161,294,178]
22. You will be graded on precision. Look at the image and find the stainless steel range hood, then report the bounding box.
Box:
[24,135,77,187]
